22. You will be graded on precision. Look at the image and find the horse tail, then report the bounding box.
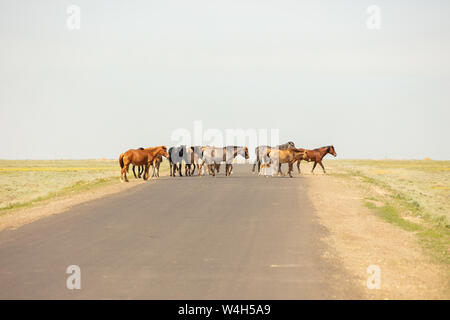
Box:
[119,153,125,169]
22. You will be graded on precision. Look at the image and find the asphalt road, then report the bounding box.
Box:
[0,165,357,299]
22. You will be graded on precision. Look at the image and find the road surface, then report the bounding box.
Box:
[0,165,359,299]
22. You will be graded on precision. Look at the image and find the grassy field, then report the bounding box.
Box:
[324,159,450,266]
[0,159,168,212]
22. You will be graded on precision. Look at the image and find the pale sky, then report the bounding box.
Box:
[1,0,449,159]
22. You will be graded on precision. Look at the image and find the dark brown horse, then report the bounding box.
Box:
[296,145,336,174]
[119,146,168,182]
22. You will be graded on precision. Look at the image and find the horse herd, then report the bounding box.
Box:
[118,142,336,182]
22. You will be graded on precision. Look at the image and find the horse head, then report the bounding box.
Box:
[328,145,337,157]
[159,146,169,158]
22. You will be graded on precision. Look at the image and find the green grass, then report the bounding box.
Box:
[327,160,450,267]
[0,159,169,214]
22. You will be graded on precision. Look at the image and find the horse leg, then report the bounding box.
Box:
[278,163,283,176]
[311,162,317,174]
[288,162,293,178]
[151,163,156,178]
[178,163,183,176]
[297,160,301,174]
[271,160,278,177]
[122,164,129,182]
[132,165,138,178]
[319,161,326,174]
[209,164,215,177]
[144,164,150,180]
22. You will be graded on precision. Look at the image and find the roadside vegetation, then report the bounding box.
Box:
[325,160,450,269]
[0,159,168,214]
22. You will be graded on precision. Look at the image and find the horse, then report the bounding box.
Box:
[134,150,163,179]
[202,146,249,176]
[296,145,336,174]
[224,146,249,176]
[185,146,204,176]
[119,146,168,182]
[252,141,295,175]
[150,154,163,178]
[266,148,309,178]
[201,146,223,177]
[168,146,189,177]
[131,148,145,179]
[183,147,195,176]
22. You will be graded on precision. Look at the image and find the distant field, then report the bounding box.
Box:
[0,160,168,212]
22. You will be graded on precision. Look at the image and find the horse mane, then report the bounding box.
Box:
[314,146,330,151]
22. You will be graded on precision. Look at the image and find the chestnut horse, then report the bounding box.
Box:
[296,145,336,174]
[267,148,309,178]
[136,154,162,178]
[252,141,295,175]
[119,146,168,182]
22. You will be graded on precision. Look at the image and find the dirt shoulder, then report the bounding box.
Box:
[0,177,163,232]
[305,172,448,299]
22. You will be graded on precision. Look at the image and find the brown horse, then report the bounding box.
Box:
[296,145,336,174]
[136,154,162,178]
[267,148,309,178]
[252,142,295,175]
[119,146,168,182]
[151,154,163,178]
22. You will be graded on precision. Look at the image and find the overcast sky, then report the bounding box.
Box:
[1,0,449,159]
